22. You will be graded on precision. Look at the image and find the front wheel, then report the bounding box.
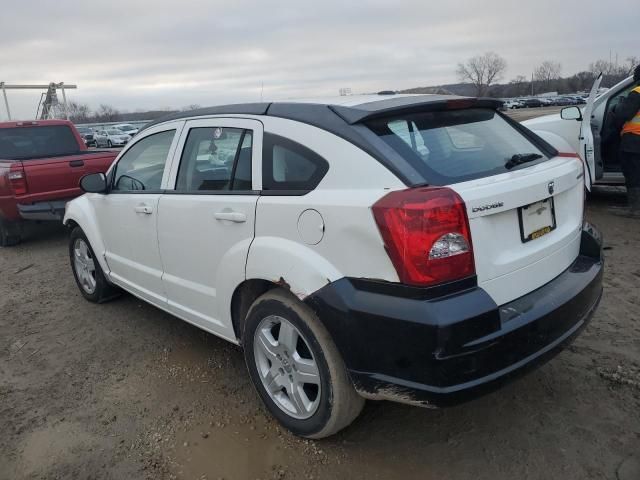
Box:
[243,289,364,438]
[69,227,120,303]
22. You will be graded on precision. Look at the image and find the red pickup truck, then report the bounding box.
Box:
[0,120,118,246]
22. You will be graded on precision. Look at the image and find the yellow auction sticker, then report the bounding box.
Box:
[531,226,552,240]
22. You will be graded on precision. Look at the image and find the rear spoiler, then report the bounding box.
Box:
[329,96,504,125]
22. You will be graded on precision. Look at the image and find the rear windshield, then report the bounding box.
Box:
[0,125,80,160]
[367,108,548,185]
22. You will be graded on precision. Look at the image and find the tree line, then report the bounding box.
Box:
[66,103,201,124]
[456,52,638,98]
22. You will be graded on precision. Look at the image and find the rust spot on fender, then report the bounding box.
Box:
[274,277,307,300]
[275,277,291,290]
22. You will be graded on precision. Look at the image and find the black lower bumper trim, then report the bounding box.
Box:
[17,199,70,221]
[304,223,604,407]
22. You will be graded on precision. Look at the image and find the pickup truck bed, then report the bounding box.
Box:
[0,120,118,246]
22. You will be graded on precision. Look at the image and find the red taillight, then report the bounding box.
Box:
[8,164,28,195]
[372,187,475,287]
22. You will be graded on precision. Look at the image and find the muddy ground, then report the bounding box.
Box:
[1,189,639,480]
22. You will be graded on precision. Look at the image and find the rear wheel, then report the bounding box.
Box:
[69,227,120,303]
[0,219,22,247]
[243,289,364,438]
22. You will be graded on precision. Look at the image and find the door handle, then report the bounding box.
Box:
[214,211,246,223]
[134,204,153,215]
[69,159,85,167]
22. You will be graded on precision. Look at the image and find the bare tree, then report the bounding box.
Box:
[534,61,562,90]
[456,52,507,96]
[589,59,622,76]
[625,56,639,75]
[181,104,201,111]
[66,101,92,123]
[589,58,636,87]
[94,104,121,122]
[508,75,530,97]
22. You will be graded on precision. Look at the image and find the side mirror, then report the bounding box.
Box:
[80,173,108,193]
[561,106,582,121]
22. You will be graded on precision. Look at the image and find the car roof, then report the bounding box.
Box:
[140,94,503,133]
[137,94,504,187]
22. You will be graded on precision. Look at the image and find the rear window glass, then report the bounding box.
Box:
[367,108,548,185]
[0,125,80,160]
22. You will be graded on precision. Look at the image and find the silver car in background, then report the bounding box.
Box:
[95,128,132,148]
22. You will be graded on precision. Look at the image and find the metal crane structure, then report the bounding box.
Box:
[0,82,77,121]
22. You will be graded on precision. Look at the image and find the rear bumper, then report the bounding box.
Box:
[17,199,70,221]
[304,222,603,407]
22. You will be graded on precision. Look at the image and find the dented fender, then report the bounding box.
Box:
[246,236,342,300]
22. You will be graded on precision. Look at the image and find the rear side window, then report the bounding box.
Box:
[112,130,175,192]
[176,127,253,192]
[0,125,80,160]
[262,133,328,191]
[367,108,548,185]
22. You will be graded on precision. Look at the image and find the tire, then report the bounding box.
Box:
[107,140,113,148]
[243,289,364,438]
[0,219,22,247]
[69,227,120,303]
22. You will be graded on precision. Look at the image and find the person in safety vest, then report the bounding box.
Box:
[611,64,640,218]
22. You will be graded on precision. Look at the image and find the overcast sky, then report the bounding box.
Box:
[0,0,636,119]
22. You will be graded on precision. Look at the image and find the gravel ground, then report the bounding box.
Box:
[1,189,639,480]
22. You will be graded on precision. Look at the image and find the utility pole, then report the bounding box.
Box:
[531,72,534,96]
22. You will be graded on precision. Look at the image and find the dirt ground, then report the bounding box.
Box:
[1,189,639,480]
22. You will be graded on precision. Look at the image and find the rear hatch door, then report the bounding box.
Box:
[365,104,584,306]
[451,157,583,305]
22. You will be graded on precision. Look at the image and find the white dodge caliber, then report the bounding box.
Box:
[65,94,603,438]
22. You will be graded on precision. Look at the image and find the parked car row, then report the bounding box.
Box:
[75,123,143,148]
[504,95,587,109]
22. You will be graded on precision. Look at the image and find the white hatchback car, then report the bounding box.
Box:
[65,95,603,438]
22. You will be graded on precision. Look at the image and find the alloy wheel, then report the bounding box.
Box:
[73,238,97,294]
[253,315,321,419]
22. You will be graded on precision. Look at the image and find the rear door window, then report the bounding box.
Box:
[367,108,549,185]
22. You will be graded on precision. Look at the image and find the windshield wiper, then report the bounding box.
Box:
[505,153,543,170]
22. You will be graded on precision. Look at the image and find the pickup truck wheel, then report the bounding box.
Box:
[69,227,120,303]
[0,219,22,247]
[243,289,364,438]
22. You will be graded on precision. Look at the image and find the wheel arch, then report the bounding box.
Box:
[63,196,110,274]
[230,279,279,342]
